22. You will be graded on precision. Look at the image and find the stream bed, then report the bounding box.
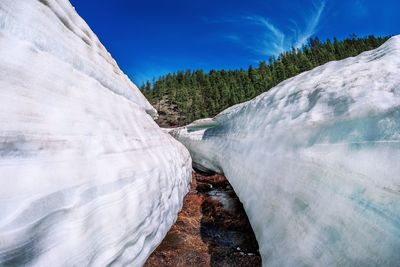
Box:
[145,171,261,267]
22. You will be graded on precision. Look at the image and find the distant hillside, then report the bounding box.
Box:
[141,35,390,126]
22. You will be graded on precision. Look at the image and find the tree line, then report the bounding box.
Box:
[141,35,390,125]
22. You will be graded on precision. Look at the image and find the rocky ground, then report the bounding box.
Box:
[144,171,261,267]
[151,97,186,127]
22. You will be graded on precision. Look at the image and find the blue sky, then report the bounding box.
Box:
[70,0,400,86]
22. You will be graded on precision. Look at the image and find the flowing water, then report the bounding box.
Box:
[145,171,261,267]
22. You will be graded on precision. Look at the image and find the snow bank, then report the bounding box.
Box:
[171,36,400,266]
[0,0,191,266]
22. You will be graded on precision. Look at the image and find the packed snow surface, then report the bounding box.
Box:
[0,0,191,266]
[171,36,400,266]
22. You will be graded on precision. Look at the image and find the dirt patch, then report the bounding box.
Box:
[151,97,186,127]
[144,171,261,267]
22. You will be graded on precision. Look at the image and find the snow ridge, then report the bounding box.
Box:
[0,0,155,116]
[0,0,191,266]
[171,35,400,266]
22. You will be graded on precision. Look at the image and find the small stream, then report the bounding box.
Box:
[145,170,261,267]
[208,189,235,212]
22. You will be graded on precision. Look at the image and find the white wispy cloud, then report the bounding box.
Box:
[201,17,241,24]
[210,0,326,56]
[223,34,242,43]
[293,0,326,49]
[244,15,286,55]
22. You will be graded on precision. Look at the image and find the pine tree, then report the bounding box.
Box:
[141,35,390,126]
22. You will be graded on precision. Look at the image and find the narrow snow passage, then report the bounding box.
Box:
[145,170,261,267]
[170,36,400,266]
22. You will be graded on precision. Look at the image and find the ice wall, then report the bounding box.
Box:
[0,0,191,266]
[171,36,400,266]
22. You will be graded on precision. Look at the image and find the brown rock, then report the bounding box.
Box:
[144,171,261,267]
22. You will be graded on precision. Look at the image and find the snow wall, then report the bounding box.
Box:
[171,36,400,266]
[0,0,191,266]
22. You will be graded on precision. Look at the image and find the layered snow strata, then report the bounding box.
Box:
[0,0,191,266]
[171,36,400,266]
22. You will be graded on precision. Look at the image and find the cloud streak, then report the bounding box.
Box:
[244,15,286,55]
[213,0,326,57]
[293,0,326,49]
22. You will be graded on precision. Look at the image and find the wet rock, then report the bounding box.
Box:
[145,171,261,267]
[196,182,213,193]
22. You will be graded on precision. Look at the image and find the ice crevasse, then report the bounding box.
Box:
[0,0,191,266]
[171,36,400,266]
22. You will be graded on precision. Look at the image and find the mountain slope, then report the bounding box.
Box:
[143,35,390,125]
[171,35,400,266]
